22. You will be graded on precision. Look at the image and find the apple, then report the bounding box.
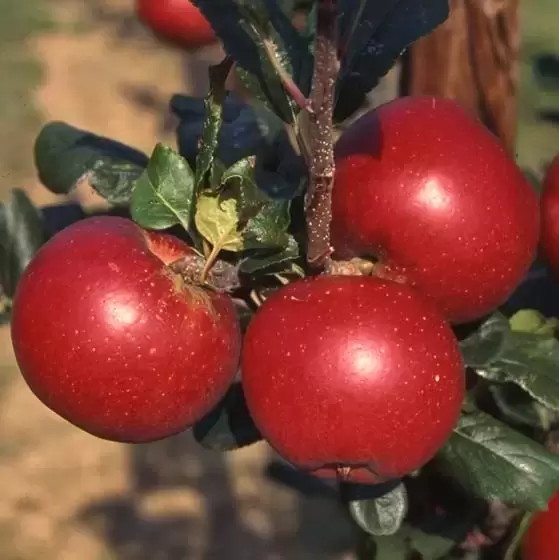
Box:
[136,0,217,50]
[331,96,540,324]
[10,216,241,443]
[522,490,559,560]
[241,274,465,484]
[540,154,559,277]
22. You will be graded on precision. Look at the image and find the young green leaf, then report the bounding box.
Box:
[509,309,558,336]
[192,382,262,451]
[131,144,195,232]
[437,408,559,511]
[0,189,47,300]
[194,193,244,252]
[34,121,148,204]
[347,482,408,537]
[335,0,450,122]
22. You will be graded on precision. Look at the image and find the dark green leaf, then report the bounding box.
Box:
[131,144,195,231]
[192,0,312,122]
[348,482,407,536]
[477,330,559,411]
[533,54,559,92]
[34,121,148,204]
[221,157,261,217]
[460,312,511,368]
[193,382,262,451]
[244,198,291,250]
[240,235,300,274]
[490,383,559,430]
[335,0,449,122]
[0,189,47,299]
[195,59,232,192]
[437,407,559,510]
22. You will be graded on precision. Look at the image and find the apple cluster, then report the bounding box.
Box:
[10,96,542,485]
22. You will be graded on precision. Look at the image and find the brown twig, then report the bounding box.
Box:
[302,0,339,269]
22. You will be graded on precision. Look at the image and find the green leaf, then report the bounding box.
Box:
[130,144,195,232]
[192,0,312,122]
[436,407,559,510]
[34,121,148,204]
[370,524,457,560]
[0,189,47,300]
[335,0,449,121]
[192,382,262,451]
[221,156,262,217]
[348,482,408,536]
[490,383,559,430]
[477,330,559,411]
[240,235,300,274]
[460,312,511,368]
[510,309,558,336]
[194,155,294,253]
[243,198,291,249]
[195,59,232,192]
[194,193,244,251]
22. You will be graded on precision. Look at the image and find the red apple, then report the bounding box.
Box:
[10,216,241,443]
[522,490,559,560]
[136,0,216,50]
[541,154,559,277]
[241,275,465,484]
[331,96,540,324]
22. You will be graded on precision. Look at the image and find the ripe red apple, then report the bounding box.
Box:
[136,0,216,50]
[522,490,559,560]
[10,216,241,443]
[241,275,465,484]
[331,96,540,324]
[540,154,559,277]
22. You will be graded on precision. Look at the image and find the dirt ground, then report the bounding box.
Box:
[0,1,357,558]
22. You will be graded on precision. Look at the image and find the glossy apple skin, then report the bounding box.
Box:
[241,275,465,484]
[522,491,559,560]
[10,216,240,443]
[136,0,216,50]
[541,154,559,278]
[331,96,540,324]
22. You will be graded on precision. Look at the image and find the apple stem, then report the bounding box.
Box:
[200,242,224,285]
[302,0,339,269]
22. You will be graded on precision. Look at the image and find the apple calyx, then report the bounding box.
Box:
[326,256,408,287]
[168,252,241,293]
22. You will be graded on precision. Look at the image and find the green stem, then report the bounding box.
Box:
[200,241,224,285]
[504,512,533,560]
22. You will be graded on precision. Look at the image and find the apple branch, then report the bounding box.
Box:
[303,0,339,269]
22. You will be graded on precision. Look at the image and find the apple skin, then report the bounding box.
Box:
[136,0,216,50]
[522,490,559,560]
[10,216,241,443]
[541,154,559,278]
[241,275,465,484]
[331,96,540,324]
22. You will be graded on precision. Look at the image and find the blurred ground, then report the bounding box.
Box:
[0,0,558,558]
[0,1,357,559]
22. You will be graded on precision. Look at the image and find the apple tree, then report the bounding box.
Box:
[3,1,559,558]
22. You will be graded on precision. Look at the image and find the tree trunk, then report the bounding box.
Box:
[402,0,521,156]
